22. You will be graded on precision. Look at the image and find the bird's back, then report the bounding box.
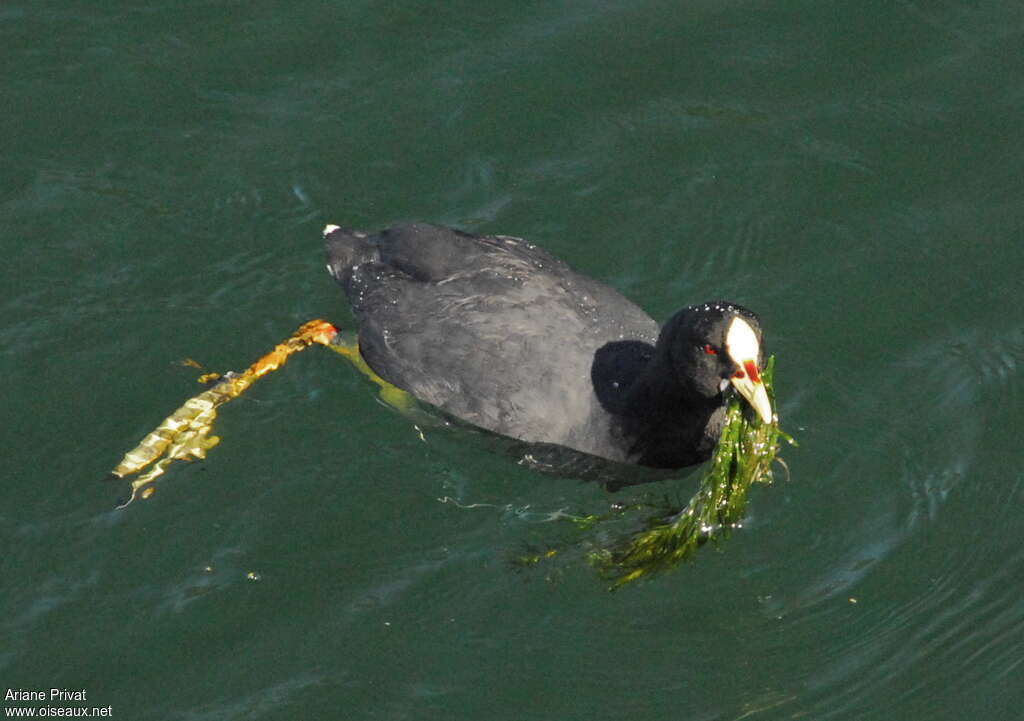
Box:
[325,223,659,457]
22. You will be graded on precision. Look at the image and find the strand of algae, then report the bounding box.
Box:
[110,314,426,507]
[590,356,793,588]
[110,319,340,506]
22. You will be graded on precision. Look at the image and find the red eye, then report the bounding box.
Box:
[703,344,717,355]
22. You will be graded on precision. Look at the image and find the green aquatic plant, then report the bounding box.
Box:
[591,356,793,588]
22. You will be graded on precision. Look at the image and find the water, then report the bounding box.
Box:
[4,1,1024,719]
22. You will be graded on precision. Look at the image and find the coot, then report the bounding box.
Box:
[325,223,770,470]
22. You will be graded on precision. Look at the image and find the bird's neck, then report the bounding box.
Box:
[618,353,724,469]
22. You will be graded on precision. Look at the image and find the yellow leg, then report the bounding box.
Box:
[322,334,416,414]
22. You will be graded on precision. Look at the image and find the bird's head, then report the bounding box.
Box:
[665,301,772,424]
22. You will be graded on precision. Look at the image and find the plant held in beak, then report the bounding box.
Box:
[591,356,794,588]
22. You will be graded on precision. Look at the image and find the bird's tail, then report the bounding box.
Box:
[323,224,379,287]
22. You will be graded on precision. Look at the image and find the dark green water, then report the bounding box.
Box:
[4,1,1024,719]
